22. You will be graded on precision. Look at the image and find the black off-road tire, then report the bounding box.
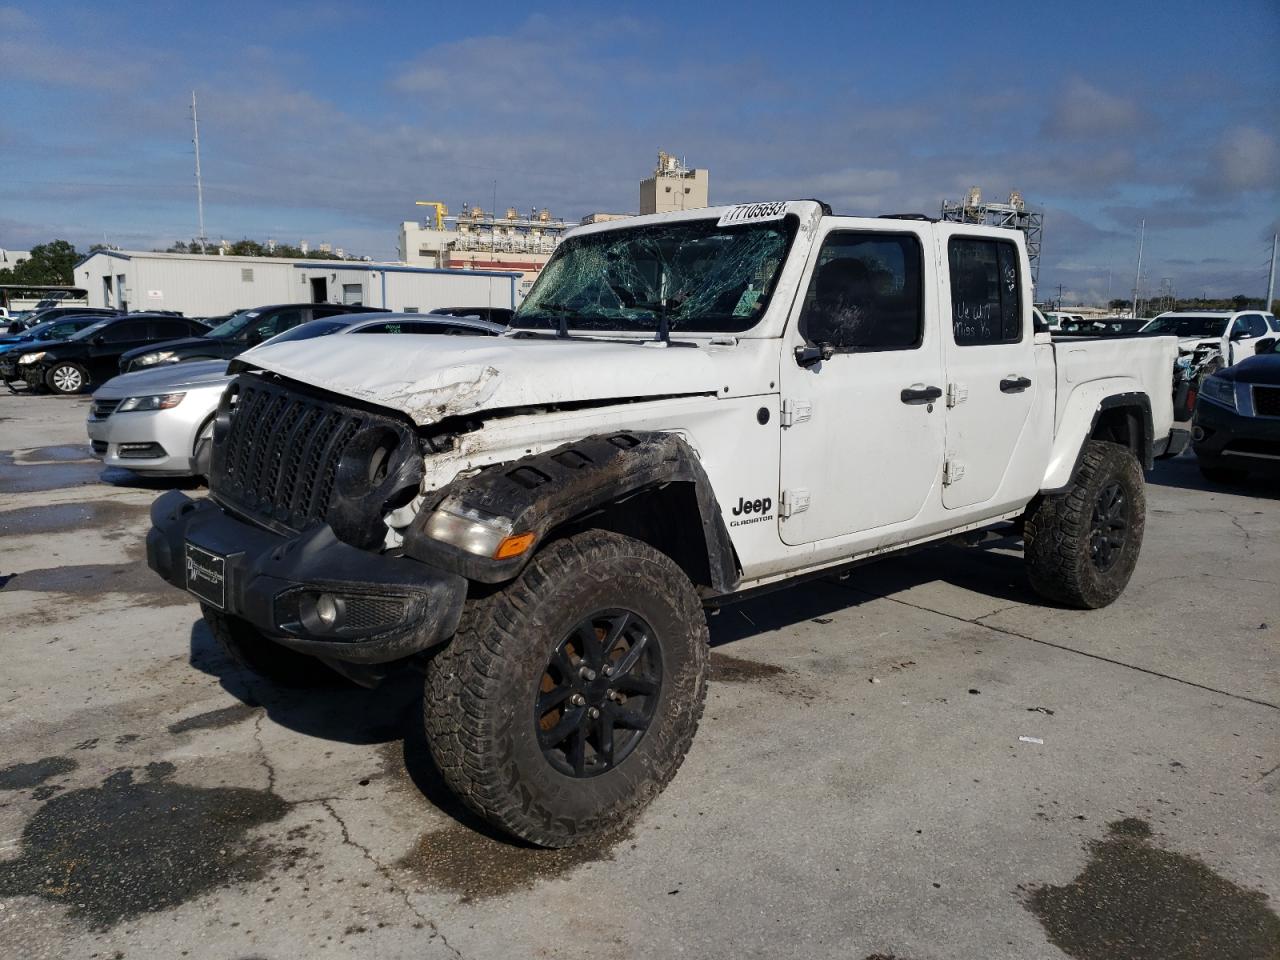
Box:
[424,529,709,848]
[201,603,343,687]
[1024,440,1146,609]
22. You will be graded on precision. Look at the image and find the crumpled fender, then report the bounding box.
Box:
[402,431,739,591]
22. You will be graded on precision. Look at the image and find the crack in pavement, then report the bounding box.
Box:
[832,581,1280,713]
[251,711,277,794]
[319,799,464,960]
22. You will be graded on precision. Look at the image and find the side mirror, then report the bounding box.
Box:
[1229,327,1249,341]
[91,334,106,345]
[1256,338,1277,356]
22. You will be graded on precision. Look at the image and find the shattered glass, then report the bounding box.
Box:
[512,217,797,334]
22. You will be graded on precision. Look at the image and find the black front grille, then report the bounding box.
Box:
[210,373,402,534]
[1253,386,1280,418]
[90,399,120,420]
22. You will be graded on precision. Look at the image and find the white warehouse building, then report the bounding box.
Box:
[76,250,519,318]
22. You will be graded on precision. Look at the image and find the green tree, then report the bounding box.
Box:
[0,240,81,285]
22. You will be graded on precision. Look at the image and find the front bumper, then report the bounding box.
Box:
[1192,397,1280,465]
[147,490,468,665]
[88,407,198,476]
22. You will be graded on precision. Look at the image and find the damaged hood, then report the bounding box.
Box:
[243,333,727,424]
[1173,337,1223,354]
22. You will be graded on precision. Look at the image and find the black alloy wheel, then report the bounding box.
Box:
[535,609,663,778]
[1088,482,1128,572]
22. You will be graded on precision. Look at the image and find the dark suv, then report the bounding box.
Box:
[16,314,210,394]
[118,303,384,373]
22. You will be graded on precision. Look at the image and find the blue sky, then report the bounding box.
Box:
[1,0,1277,303]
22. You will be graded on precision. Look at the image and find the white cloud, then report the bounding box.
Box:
[1212,126,1279,192]
[1043,79,1142,140]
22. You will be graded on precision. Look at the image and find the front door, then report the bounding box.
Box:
[778,222,945,545]
[937,230,1039,511]
[310,277,328,303]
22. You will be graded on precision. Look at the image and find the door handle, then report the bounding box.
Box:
[1000,376,1032,393]
[900,384,942,405]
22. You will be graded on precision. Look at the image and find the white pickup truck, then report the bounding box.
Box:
[147,200,1183,847]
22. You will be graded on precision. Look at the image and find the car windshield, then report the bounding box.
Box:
[204,310,258,339]
[1143,315,1230,337]
[512,216,797,334]
[257,318,350,346]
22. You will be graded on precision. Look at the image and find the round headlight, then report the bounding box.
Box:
[315,594,339,628]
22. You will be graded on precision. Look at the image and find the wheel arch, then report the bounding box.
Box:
[1041,384,1153,494]
[403,431,740,594]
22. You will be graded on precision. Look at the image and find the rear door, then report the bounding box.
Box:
[777,220,944,545]
[938,230,1044,512]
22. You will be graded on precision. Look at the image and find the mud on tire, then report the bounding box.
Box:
[1023,440,1146,609]
[423,529,709,848]
[201,603,343,687]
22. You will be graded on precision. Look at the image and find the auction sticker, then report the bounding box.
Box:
[717,201,789,227]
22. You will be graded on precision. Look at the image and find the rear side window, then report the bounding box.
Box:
[151,320,190,339]
[100,321,148,342]
[948,238,1022,345]
[797,231,923,351]
[1267,314,1280,333]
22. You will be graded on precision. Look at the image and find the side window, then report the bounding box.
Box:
[1247,314,1268,337]
[100,321,148,342]
[252,309,303,340]
[354,322,401,335]
[948,238,1022,345]
[1266,314,1280,333]
[152,320,189,339]
[797,231,923,351]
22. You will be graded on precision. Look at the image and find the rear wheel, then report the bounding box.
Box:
[1024,440,1146,609]
[423,529,708,848]
[45,361,89,395]
[201,604,343,687]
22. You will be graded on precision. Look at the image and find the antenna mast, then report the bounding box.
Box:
[191,90,207,253]
[1131,219,1145,319]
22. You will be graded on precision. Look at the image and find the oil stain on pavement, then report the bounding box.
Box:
[0,761,290,929]
[0,500,150,538]
[0,756,77,791]
[1026,817,1280,959]
[400,822,628,902]
[0,450,104,494]
[708,651,787,682]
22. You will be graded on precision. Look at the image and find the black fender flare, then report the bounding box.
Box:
[402,431,739,591]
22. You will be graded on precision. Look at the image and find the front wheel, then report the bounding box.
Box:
[1023,440,1146,609]
[45,361,89,395]
[423,529,709,848]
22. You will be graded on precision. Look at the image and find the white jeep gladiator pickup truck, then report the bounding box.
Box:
[147,200,1183,847]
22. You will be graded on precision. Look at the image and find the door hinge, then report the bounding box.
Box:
[946,382,968,408]
[779,487,810,519]
[943,459,965,485]
[780,398,812,428]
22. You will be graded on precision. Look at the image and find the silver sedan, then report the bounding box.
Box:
[87,312,504,478]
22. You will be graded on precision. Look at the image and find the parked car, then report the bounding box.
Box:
[118,303,385,374]
[1042,310,1084,331]
[14,314,211,394]
[146,199,1183,849]
[1192,339,1280,482]
[0,316,108,387]
[1142,310,1278,377]
[429,306,515,325]
[6,305,119,335]
[88,312,505,479]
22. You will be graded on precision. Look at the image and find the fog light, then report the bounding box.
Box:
[1192,426,1205,441]
[315,594,340,628]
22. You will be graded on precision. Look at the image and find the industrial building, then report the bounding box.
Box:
[399,150,712,298]
[399,205,571,299]
[639,151,709,215]
[76,249,518,318]
[941,187,1043,286]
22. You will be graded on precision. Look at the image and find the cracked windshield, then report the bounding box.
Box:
[512,216,796,334]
